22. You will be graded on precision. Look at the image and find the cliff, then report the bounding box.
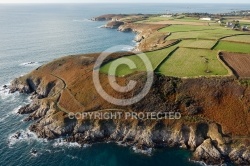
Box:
[9,51,250,165]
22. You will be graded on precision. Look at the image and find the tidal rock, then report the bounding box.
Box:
[9,78,31,93]
[193,139,222,164]
[18,104,39,114]
[229,147,250,165]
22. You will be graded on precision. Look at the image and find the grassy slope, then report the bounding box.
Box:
[139,16,213,23]
[102,16,249,78]
[156,48,228,77]
[100,47,177,76]
[214,41,250,54]
[159,24,217,32]
[179,39,217,49]
[167,29,245,40]
[222,35,250,43]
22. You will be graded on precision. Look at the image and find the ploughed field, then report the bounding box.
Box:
[220,52,250,78]
[101,16,250,78]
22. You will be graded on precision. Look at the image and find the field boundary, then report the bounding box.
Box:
[211,34,250,50]
[154,47,179,72]
[221,34,250,44]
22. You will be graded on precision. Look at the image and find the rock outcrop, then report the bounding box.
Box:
[95,15,177,52]
[105,21,124,29]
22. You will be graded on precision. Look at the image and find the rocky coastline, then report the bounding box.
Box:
[7,14,250,165]
[96,14,177,52]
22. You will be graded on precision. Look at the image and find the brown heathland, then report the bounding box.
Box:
[14,52,250,136]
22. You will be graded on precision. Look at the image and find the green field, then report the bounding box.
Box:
[167,29,245,40]
[179,39,217,49]
[138,16,213,23]
[101,17,250,78]
[159,25,216,33]
[156,48,228,77]
[222,35,250,44]
[214,41,250,53]
[100,46,177,76]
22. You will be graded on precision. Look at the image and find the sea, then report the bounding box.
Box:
[0,3,249,166]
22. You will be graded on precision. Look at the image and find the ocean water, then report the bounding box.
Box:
[0,3,249,166]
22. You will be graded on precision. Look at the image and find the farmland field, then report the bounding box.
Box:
[159,25,217,32]
[220,52,250,77]
[222,35,250,44]
[100,46,177,76]
[156,48,228,77]
[102,16,250,78]
[167,29,245,40]
[179,39,217,49]
[138,16,216,25]
[214,41,250,54]
[137,16,200,23]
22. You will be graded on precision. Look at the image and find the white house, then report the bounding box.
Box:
[160,15,172,18]
[200,17,212,21]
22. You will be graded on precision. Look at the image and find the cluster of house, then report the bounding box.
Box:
[199,17,249,31]
[225,21,249,31]
[158,14,249,31]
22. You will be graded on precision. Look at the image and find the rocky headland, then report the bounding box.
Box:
[96,14,178,52]
[8,14,250,165]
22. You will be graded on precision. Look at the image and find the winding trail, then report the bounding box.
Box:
[49,73,85,114]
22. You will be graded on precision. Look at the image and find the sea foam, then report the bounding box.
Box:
[132,146,153,156]
[8,129,47,147]
[19,62,40,67]
[53,138,82,148]
[73,19,92,22]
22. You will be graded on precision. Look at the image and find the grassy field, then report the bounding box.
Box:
[222,35,250,43]
[100,46,177,76]
[214,41,250,54]
[138,16,213,23]
[101,17,250,78]
[159,25,217,32]
[179,39,217,49]
[156,48,228,77]
[166,29,245,40]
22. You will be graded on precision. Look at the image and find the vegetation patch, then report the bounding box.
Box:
[159,24,217,32]
[222,35,250,44]
[100,46,177,76]
[167,29,245,40]
[156,48,228,77]
[214,41,250,54]
[179,39,217,49]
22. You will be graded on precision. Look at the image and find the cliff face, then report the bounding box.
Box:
[9,52,250,165]
[91,14,127,21]
[99,18,178,52]
[117,23,178,52]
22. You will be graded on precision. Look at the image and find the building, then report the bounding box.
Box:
[199,17,212,21]
[242,26,249,31]
[160,15,172,18]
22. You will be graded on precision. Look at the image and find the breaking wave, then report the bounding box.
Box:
[19,62,40,67]
[132,146,153,156]
[8,129,47,147]
[52,138,90,148]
